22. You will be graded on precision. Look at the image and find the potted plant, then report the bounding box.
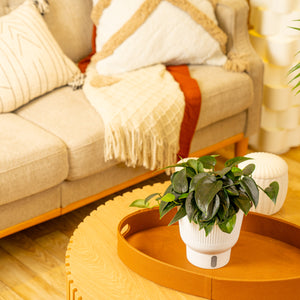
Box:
[130,155,279,269]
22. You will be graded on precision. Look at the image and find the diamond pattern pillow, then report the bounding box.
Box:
[0,0,80,113]
[91,0,228,76]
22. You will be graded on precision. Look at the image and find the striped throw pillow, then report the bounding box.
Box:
[0,0,80,113]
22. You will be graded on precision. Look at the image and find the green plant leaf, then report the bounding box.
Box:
[204,221,215,236]
[144,193,161,204]
[159,200,177,218]
[242,164,256,176]
[185,167,196,178]
[218,213,237,234]
[231,166,243,177]
[172,169,188,193]
[203,194,220,220]
[185,192,197,222]
[187,159,198,173]
[197,156,217,169]
[217,190,230,220]
[169,205,187,225]
[215,166,231,177]
[233,192,252,215]
[262,181,279,204]
[225,156,252,167]
[195,179,223,215]
[160,193,176,203]
[129,199,150,208]
[240,176,259,208]
[189,173,209,191]
[197,160,204,173]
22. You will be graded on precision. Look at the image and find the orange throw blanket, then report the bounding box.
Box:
[79,26,201,160]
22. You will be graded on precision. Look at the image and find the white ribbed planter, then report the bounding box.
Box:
[239,152,288,215]
[178,210,244,269]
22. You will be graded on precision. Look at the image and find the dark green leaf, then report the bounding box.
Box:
[240,176,259,208]
[189,173,209,191]
[218,213,237,234]
[172,169,188,193]
[163,184,173,196]
[242,164,256,176]
[215,166,231,177]
[185,167,196,178]
[129,199,150,208]
[217,190,230,220]
[204,220,215,236]
[159,201,177,218]
[185,192,197,222]
[202,194,220,220]
[195,179,223,215]
[262,181,279,204]
[233,192,252,215]
[145,193,161,204]
[187,159,198,173]
[225,156,252,167]
[169,205,187,225]
[197,156,217,169]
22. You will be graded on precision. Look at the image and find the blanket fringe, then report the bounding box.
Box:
[104,125,178,171]
[33,0,49,15]
[224,52,249,73]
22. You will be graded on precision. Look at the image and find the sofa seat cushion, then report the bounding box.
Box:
[189,65,254,130]
[16,87,116,181]
[0,113,68,205]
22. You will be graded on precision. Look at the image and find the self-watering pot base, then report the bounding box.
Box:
[117,207,300,300]
[186,246,231,269]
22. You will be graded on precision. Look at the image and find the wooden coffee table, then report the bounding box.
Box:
[65,181,300,300]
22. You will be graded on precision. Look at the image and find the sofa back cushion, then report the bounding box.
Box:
[0,0,93,62]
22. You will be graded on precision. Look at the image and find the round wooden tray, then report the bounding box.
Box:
[117,207,300,300]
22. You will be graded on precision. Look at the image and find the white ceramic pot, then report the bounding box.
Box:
[239,152,288,215]
[179,210,244,269]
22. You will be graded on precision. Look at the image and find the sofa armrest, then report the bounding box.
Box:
[216,0,264,137]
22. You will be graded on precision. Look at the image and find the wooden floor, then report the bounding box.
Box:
[0,145,299,300]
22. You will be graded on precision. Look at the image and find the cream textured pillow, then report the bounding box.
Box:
[0,0,80,113]
[91,0,228,76]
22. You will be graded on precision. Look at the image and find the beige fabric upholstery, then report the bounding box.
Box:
[61,164,148,208]
[16,87,117,181]
[0,186,60,230]
[0,114,68,205]
[43,0,93,62]
[216,0,263,136]
[0,0,93,63]
[189,65,253,130]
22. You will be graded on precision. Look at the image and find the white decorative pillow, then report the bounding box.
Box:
[91,0,228,76]
[0,0,80,113]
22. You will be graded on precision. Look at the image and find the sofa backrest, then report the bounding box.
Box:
[0,0,93,63]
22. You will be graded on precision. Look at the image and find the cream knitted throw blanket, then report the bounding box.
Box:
[83,63,185,170]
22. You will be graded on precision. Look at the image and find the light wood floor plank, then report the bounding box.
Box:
[0,233,65,298]
[0,248,63,300]
[0,145,298,299]
[0,281,23,300]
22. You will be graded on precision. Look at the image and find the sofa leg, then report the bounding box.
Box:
[235,136,249,157]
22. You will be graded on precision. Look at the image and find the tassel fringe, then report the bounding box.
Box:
[68,73,86,90]
[33,0,49,15]
[104,125,178,171]
[224,52,249,73]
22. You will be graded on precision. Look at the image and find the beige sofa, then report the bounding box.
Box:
[0,0,263,238]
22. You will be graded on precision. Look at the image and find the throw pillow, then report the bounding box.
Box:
[91,0,228,76]
[0,0,81,113]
